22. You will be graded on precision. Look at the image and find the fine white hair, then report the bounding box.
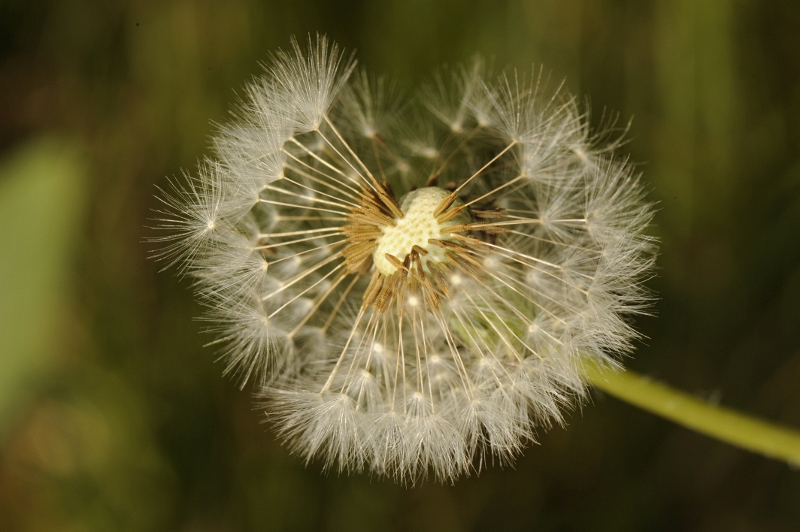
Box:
[152,35,656,484]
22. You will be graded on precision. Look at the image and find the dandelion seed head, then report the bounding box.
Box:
[151,35,657,484]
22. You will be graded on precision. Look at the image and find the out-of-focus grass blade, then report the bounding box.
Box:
[0,138,87,437]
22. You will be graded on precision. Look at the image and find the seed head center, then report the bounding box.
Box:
[373,187,466,275]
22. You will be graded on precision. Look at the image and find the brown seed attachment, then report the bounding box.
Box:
[341,185,498,316]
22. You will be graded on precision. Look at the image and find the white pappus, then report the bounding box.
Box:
[151,35,656,484]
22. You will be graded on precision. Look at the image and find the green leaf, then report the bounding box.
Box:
[0,138,88,436]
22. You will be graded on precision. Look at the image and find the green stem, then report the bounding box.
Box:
[584,362,800,467]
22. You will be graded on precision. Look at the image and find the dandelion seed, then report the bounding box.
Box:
[151,35,656,483]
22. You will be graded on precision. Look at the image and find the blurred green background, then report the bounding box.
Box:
[1,0,799,530]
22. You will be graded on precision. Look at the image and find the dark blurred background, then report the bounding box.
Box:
[1,0,799,530]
